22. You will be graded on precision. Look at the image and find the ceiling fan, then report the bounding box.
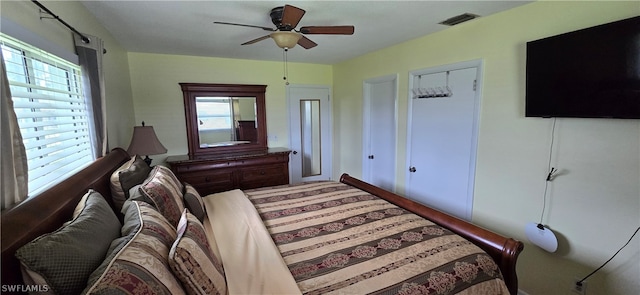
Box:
[214,4,355,50]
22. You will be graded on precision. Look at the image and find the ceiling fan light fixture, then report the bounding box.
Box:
[270,31,301,49]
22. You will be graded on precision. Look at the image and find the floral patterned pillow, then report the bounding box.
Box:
[169,209,227,295]
[139,165,185,227]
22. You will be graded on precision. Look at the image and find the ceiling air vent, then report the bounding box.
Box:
[439,13,480,26]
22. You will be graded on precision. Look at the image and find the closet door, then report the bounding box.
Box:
[405,62,481,220]
[363,75,397,192]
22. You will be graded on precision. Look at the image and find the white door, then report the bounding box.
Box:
[363,75,397,192]
[406,61,482,221]
[288,85,332,183]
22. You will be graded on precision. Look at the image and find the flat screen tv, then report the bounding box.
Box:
[525,16,640,119]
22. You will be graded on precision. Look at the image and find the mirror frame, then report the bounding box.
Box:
[180,83,267,156]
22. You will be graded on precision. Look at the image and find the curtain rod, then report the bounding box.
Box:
[31,0,107,54]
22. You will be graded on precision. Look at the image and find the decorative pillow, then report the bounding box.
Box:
[140,165,185,227]
[183,183,206,222]
[124,185,153,209]
[83,201,185,295]
[71,192,90,219]
[88,197,149,287]
[109,155,151,211]
[15,190,120,295]
[169,209,227,295]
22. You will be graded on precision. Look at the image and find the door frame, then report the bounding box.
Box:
[287,84,333,182]
[362,74,399,191]
[405,59,483,220]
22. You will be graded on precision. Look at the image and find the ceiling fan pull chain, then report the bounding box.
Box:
[283,48,290,85]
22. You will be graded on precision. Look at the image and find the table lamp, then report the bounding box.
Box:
[126,121,167,165]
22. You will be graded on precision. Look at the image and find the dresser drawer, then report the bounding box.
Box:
[179,170,234,195]
[238,164,288,189]
[171,161,234,173]
[239,164,285,181]
[166,150,291,194]
[233,154,289,167]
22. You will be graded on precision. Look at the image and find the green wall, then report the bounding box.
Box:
[3,1,639,294]
[126,52,332,161]
[332,1,639,294]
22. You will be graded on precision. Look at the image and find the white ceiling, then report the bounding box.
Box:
[81,1,531,64]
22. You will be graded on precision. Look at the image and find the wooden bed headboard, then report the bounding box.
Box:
[1,148,130,287]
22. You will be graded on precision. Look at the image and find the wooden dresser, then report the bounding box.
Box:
[166,148,291,195]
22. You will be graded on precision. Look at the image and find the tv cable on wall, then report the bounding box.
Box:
[526,118,639,285]
[525,117,559,253]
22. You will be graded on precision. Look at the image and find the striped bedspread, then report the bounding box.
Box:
[245,181,510,295]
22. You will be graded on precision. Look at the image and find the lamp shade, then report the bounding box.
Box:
[270,31,302,49]
[127,124,167,157]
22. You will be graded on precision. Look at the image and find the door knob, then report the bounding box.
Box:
[409,166,417,173]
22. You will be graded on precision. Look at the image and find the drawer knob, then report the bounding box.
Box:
[260,171,265,175]
[205,177,211,182]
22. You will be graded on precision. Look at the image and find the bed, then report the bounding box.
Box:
[1,148,523,294]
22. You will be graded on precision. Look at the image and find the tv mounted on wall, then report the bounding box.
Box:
[525,16,640,119]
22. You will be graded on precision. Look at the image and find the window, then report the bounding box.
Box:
[1,33,94,196]
[196,97,233,130]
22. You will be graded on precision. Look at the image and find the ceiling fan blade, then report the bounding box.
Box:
[241,35,271,45]
[281,5,305,29]
[300,26,355,35]
[297,36,317,49]
[214,21,275,31]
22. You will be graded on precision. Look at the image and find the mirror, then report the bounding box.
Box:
[196,96,257,147]
[300,100,322,177]
[180,83,267,156]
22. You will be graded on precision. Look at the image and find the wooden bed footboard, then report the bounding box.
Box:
[340,173,524,295]
[1,148,130,288]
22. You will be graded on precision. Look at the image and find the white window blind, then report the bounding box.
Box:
[1,34,95,196]
[196,97,233,130]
